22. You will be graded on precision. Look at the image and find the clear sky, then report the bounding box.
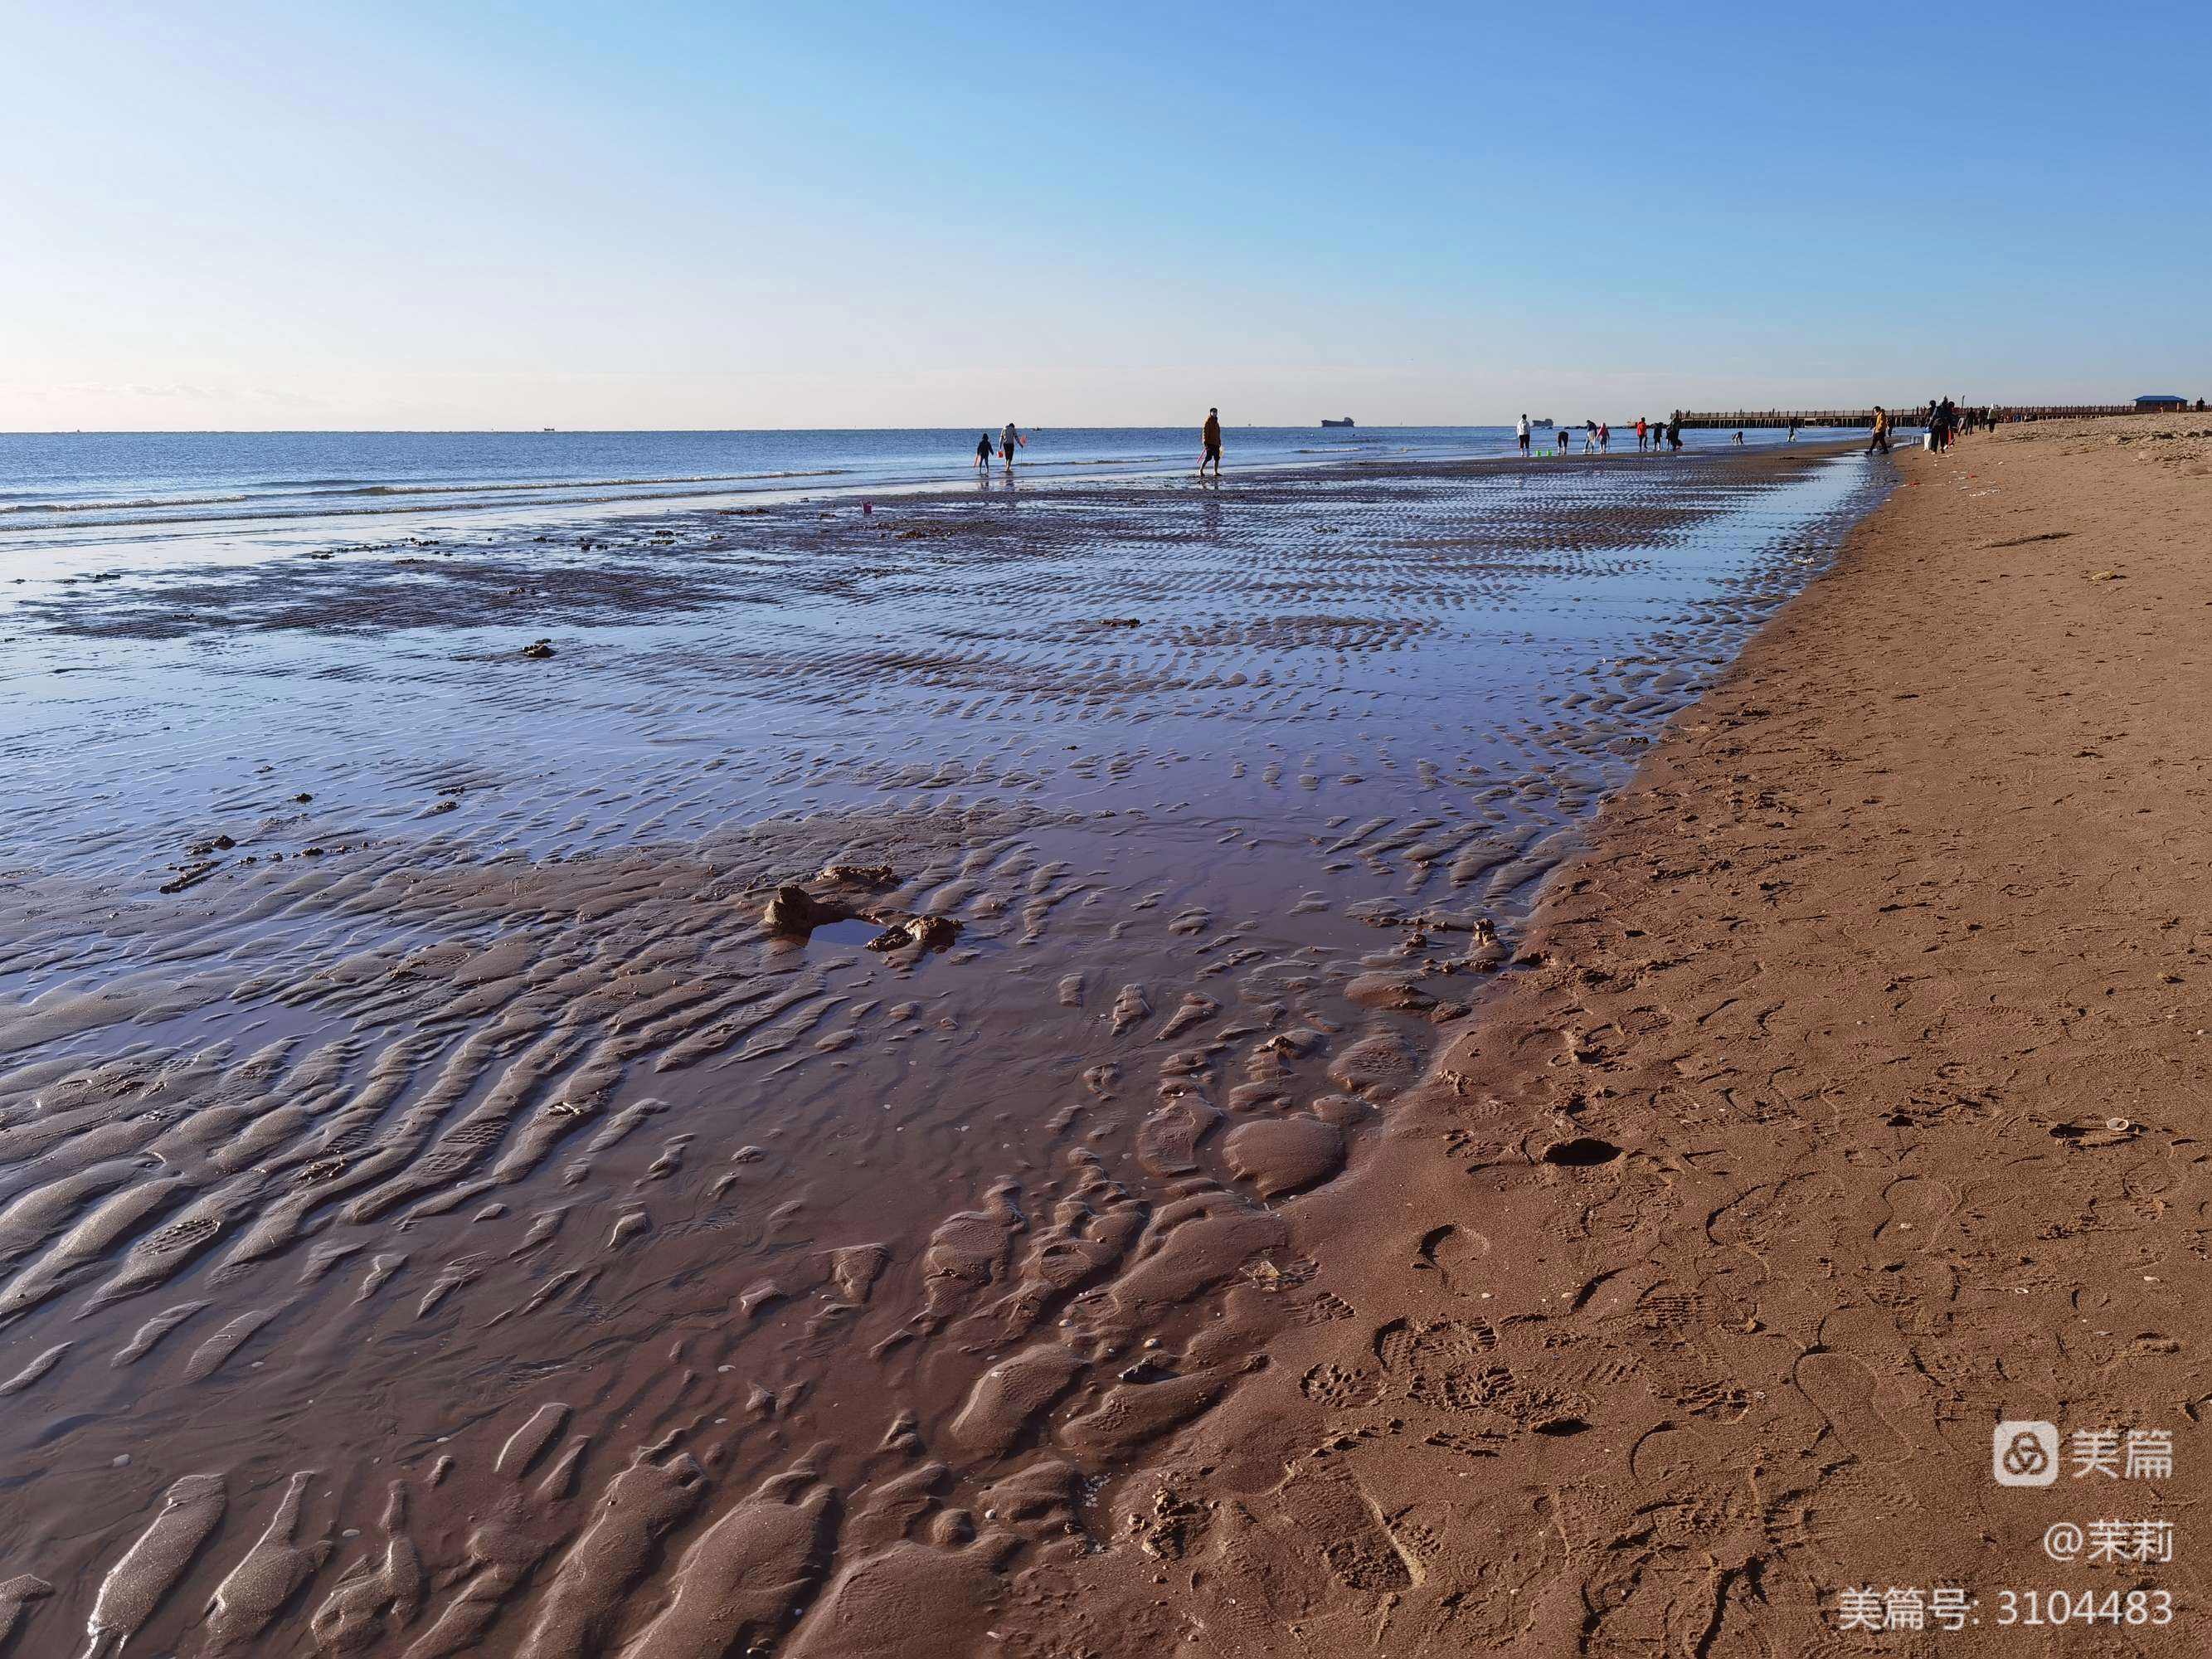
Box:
[4,2,2207,431]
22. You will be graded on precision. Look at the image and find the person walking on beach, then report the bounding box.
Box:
[1200,407,1223,477]
[1000,421,1023,470]
[1667,414,1683,453]
[974,431,994,470]
[1787,418,1799,443]
[1867,406,1890,454]
[1636,416,1648,452]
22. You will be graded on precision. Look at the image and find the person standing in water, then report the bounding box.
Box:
[1200,407,1223,477]
[974,431,994,470]
[1517,413,1531,456]
[1867,406,1890,454]
[1636,416,1648,452]
[1000,421,1023,470]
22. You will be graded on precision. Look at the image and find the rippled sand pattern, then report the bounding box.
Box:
[0,450,1877,1655]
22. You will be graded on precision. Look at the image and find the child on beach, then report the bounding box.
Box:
[1636,417,1647,452]
[975,432,994,469]
[1201,408,1223,476]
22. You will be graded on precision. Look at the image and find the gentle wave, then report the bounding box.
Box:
[336,469,851,498]
[0,492,257,515]
[0,454,1303,533]
[0,481,917,532]
[0,453,1293,533]
[0,469,858,518]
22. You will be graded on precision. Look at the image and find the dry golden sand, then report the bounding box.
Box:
[1023,416,2212,1656]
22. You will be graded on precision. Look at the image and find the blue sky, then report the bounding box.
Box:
[3,1,2206,429]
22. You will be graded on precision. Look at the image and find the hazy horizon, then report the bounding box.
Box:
[0,406,2122,438]
[5,2,2206,433]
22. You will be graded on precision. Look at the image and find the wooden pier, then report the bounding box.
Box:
[1670,403,2199,431]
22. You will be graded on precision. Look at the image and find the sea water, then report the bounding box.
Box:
[0,425,1801,546]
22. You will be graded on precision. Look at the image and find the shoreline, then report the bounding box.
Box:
[1028,413,2212,1654]
[2,445,1871,898]
[0,440,1893,1653]
[0,433,1846,577]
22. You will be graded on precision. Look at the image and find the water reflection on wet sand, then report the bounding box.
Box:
[0,445,1878,1656]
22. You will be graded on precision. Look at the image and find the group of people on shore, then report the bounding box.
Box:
[1923,397,1997,451]
[970,393,2210,481]
[980,401,2015,477]
[974,408,1228,475]
[975,422,1023,470]
[1864,397,1997,455]
[1515,413,1683,456]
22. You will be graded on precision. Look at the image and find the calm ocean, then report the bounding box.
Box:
[0,427,1555,539]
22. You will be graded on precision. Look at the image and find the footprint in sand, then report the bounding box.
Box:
[1414,1223,1491,1297]
[1791,1350,1910,1462]
[1870,1175,1957,1250]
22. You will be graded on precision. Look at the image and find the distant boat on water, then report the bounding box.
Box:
[1532,417,1554,430]
[1320,417,1355,428]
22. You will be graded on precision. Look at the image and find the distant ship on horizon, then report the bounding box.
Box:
[1320,416,1354,428]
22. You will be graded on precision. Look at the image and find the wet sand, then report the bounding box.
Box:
[1018,416,2212,1656]
[0,442,1882,1655]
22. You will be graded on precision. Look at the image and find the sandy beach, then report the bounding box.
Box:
[0,417,2205,1653]
[1018,414,2212,1656]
